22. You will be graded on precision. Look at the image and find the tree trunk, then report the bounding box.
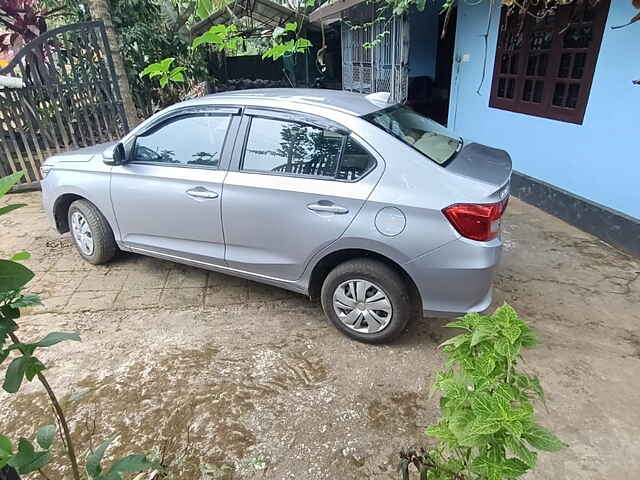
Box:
[89,0,139,129]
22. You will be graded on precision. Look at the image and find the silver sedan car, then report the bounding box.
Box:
[41,89,511,343]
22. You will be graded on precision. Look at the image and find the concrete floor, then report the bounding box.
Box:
[0,191,639,480]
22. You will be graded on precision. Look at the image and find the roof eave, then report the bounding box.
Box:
[308,0,367,24]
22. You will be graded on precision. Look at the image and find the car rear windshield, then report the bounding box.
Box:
[363,105,462,165]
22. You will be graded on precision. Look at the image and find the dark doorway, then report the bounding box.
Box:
[433,7,457,125]
[406,7,457,126]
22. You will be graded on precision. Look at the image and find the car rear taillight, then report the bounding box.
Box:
[442,198,508,242]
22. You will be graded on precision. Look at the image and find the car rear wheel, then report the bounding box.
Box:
[68,199,117,265]
[320,258,417,343]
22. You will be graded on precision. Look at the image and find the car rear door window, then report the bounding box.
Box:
[241,117,343,178]
[133,114,230,168]
[337,138,376,181]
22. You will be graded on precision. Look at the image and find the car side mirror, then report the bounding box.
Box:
[102,143,126,166]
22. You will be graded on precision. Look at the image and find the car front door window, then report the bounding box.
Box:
[133,114,231,168]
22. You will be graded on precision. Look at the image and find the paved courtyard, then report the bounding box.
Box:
[1,191,639,479]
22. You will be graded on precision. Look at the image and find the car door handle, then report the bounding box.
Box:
[307,203,349,214]
[186,187,219,199]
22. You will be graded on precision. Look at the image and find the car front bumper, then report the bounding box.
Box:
[40,178,57,230]
[403,236,502,317]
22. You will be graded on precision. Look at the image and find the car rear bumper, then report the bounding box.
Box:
[403,236,502,317]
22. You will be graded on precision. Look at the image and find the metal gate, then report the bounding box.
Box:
[341,8,409,103]
[0,21,129,188]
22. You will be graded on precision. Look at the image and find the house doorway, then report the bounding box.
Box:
[406,6,457,126]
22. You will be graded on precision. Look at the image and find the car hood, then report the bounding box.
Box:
[45,141,117,164]
[445,141,512,190]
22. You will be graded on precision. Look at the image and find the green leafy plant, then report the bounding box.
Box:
[192,23,241,51]
[0,172,156,480]
[140,57,187,88]
[142,0,315,90]
[0,425,55,476]
[85,438,156,480]
[400,304,564,479]
[261,21,312,61]
[195,0,232,21]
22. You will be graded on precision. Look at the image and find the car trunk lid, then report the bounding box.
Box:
[445,142,512,191]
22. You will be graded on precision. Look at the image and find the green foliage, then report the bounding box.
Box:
[192,24,241,51]
[0,425,56,474]
[362,30,390,49]
[140,57,187,88]
[36,425,56,451]
[3,355,44,393]
[1,330,80,393]
[0,435,12,468]
[262,37,312,61]
[109,0,209,113]
[8,438,51,475]
[413,304,564,479]
[0,172,33,312]
[41,0,207,113]
[141,0,316,90]
[34,332,82,348]
[0,204,26,216]
[0,260,34,293]
[86,438,157,480]
[261,21,312,61]
[196,0,213,20]
[0,172,24,197]
[0,173,155,479]
[147,14,313,89]
[10,252,30,262]
[195,0,231,20]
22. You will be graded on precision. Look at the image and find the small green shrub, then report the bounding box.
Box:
[0,172,156,480]
[400,304,564,479]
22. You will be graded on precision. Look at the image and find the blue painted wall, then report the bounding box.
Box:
[408,5,440,78]
[448,2,640,219]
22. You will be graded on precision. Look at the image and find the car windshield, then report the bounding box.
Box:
[363,105,462,165]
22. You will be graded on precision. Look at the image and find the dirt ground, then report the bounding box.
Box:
[0,191,639,480]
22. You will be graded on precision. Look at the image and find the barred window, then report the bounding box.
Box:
[489,1,610,124]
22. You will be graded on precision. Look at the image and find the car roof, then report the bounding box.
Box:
[181,88,386,117]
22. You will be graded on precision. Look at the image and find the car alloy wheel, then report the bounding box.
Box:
[70,211,94,256]
[332,279,393,334]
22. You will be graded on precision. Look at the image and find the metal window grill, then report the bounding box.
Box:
[341,8,409,103]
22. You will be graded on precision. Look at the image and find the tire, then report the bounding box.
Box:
[320,258,418,344]
[67,199,117,265]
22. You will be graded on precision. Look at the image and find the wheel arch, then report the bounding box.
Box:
[52,192,117,238]
[307,248,422,311]
[53,193,86,233]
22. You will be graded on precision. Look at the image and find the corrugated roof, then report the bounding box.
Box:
[191,0,299,36]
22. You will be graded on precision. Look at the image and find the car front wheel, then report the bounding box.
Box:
[68,199,117,265]
[320,258,418,344]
